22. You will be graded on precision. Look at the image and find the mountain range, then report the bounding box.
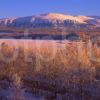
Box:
[0,13,100,28]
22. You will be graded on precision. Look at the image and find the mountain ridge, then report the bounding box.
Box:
[0,13,100,28]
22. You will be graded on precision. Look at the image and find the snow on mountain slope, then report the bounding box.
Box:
[88,16,100,27]
[0,18,16,25]
[0,13,99,28]
[39,13,93,24]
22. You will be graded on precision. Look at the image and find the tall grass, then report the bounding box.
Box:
[0,40,99,99]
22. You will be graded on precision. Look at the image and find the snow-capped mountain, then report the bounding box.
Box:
[0,13,100,28]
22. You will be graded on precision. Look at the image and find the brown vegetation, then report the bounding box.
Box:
[0,40,99,99]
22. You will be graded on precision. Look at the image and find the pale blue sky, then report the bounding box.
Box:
[0,0,100,18]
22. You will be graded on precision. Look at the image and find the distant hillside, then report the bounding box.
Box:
[0,13,100,28]
[0,13,100,40]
